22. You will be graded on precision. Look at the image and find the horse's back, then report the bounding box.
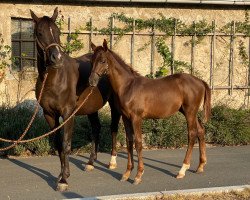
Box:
[162,73,207,91]
[169,73,208,108]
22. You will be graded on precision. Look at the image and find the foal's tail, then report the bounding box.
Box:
[202,81,211,123]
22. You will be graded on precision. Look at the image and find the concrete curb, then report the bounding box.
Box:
[66,185,250,200]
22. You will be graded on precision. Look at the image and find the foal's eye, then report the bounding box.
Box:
[101,60,106,64]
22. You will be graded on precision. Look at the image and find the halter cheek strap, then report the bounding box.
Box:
[95,64,109,77]
[36,37,62,66]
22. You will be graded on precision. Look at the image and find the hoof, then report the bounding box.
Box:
[120,175,129,182]
[56,183,68,192]
[196,168,204,174]
[108,162,117,170]
[85,164,94,172]
[133,178,142,185]
[176,173,185,179]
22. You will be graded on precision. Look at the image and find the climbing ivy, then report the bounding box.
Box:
[56,11,84,55]
[86,11,250,78]
[154,38,191,78]
[0,35,11,81]
[221,10,250,36]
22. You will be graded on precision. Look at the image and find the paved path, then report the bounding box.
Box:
[0,145,249,200]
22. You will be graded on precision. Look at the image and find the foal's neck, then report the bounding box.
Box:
[108,51,136,95]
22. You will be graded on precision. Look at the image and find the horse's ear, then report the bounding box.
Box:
[51,7,59,22]
[91,42,97,51]
[30,9,39,23]
[103,39,108,52]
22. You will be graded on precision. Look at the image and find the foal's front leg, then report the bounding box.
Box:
[56,111,75,192]
[120,115,134,182]
[108,99,121,170]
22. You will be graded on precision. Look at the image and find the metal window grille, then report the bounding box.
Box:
[11,18,36,71]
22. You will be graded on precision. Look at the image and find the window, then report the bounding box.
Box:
[11,18,36,71]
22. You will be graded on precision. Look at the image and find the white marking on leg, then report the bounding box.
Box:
[178,163,190,176]
[110,155,117,165]
[109,155,117,169]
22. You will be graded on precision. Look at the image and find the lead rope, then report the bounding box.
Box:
[0,87,94,151]
[0,75,95,151]
[0,73,48,151]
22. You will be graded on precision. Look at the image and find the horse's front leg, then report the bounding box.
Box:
[56,109,75,192]
[108,99,121,170]
[84,112,101,171]
[120,115,134,182]
[43,112,63,186]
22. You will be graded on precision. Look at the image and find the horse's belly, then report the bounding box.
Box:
[76,87,104,115]
[142,99,181,119]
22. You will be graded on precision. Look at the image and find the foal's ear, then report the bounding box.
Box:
[91,42,97,51]
[30,9,39,23]
[51,7,59,22]
[103,39,108,52]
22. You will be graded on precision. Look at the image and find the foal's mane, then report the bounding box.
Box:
[108,49,141,77]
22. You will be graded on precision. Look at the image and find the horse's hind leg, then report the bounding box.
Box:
[177,114,198,179]
[108,99,121,169]
[196,118,207,173]
[131,116,144,185]
[85,112,101,171]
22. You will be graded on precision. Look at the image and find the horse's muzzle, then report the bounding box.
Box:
[89,73,100,87]
[49,48,63,66]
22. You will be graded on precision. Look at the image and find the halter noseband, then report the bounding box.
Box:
[36,37,62,68]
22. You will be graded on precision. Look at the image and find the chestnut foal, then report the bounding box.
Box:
[89,40,211,185]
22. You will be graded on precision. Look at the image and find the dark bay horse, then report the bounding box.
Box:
[89,40,211,185]
[30,8,120,191]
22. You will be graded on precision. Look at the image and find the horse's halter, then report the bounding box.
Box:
[95,63,109,78]
[36,27,62,69]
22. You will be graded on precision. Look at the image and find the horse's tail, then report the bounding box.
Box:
[202,81,211,123]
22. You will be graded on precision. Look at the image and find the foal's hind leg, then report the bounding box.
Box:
[196,119,207,173]
[85,112,101,171]
[177,115,198,179]
[108,99,121,169]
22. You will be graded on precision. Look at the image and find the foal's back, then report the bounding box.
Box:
[126,73,206,119]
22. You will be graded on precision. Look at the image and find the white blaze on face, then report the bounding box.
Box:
[49,26,62,60]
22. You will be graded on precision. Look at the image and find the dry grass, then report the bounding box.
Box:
[153,188,250,200]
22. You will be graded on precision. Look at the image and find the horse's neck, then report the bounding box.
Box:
[108,53,135,95]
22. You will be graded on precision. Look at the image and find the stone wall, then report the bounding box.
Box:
[0,2,249,108]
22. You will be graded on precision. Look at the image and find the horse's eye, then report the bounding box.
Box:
[38,32,42,37]
[101,60,106,64]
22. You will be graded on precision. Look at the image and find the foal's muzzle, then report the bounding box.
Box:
[89,73,100,87]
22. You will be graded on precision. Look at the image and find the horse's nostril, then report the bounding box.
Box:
[51,53,58,63]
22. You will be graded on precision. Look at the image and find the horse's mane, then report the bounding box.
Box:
[109,49,141,77]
